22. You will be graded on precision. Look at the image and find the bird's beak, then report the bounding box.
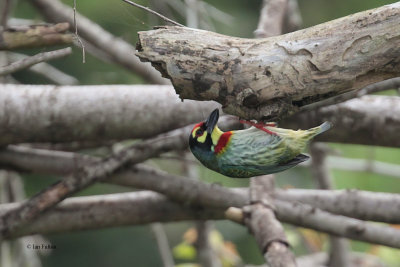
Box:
[205,109,219,134]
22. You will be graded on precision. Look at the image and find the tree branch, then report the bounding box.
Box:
[1,85,399,147]
[244,176,296,266]
[274,189,400,224]
[0,84,219,145]
[0,117,239,240]
[2,191,225,239]
[28,0,167,84]
[1,144,399,225]
[254,0,288,38]
[136,3,400,119]
[151,223,175,267]
[0,47,72,76]
[310,143,350,267]
[2,164,400,248]
[7,52,78,85]
[0,23,73,50]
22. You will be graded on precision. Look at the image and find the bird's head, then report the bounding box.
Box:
[189,108,221,153]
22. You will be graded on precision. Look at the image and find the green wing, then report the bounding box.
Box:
[218,127,284,167]
[220,154,310,178]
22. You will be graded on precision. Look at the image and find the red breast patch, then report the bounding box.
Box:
[214,131,233,154]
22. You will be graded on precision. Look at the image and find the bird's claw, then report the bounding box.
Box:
[239,119,278,136]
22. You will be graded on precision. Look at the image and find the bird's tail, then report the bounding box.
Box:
[306,121,332,138]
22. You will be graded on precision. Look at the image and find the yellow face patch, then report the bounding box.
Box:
[192,126,207,143]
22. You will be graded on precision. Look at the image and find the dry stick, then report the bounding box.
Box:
[0,23,74,50]
[244,176,297,267]
[0,171,44,266]
[2,191,226,238]
[0,48,72,76]
[0,0,13,28]
[254,0,288,38]
[121,0,184,27]
[283,0,302,33]
[73,0,85,63]
[150,223,175,267]
[7,52,78,85]
[302,77,400,111]
[310,143,350,267]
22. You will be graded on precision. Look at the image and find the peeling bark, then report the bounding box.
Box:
[137,3,400,120]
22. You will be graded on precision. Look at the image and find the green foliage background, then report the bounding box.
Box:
[12,0,400,266]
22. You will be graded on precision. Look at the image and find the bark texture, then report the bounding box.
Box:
[137,3,400,120]
[0,84,218,145]
[1,191,225,238]
[0,23,73,50]
[1,85,399,147]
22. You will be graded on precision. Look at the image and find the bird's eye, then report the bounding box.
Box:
[196,129,204,137]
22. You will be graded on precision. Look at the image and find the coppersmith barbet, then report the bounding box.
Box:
[189,109,331,178]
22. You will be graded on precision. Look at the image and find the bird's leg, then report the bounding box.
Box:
[239,120,278,136]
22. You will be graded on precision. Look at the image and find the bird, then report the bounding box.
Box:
[189,108,331,178]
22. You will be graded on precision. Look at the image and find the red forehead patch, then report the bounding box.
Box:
[191,122,204,133]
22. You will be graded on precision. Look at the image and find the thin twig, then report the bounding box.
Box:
[0,48,72,76]
[0,0,13,28]
[121,0,184,27]
[151,223,175,267]
[73,0,85,63]
[310,143,350,267]
[7,52,78,85]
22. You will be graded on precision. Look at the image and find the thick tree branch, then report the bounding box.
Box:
[29,0,167,84]
[1,146,399,224]
[1,85,399,147]
[0,23,73,50]
[137,3,400,119]
[274,189,400,224]
[2,166,400,248]
[2,191,225,238]
[0,47,72,76]
[0,84,218,146]
[274,199,400,248]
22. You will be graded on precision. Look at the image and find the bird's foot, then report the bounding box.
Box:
[239,120,278,135]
